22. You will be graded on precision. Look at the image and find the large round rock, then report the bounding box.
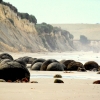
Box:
[31,58,46,67]
[31,62,43,70]
[40,59,58,71]
[0,61,30,82]
[46,62,64,71]
[67,62,84,71]
[84,61,99,71]
[0,53,13,60]
[61,60,76,70]
[15,56,37,64]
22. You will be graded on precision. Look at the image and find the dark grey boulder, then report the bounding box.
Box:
[31,58,46,68]
[67,62,84,71]
[40,59,58,71]
[15,56,28,64]
[61,60,76,70]
[15,56,37,64]
[0,53,13,60]
[84,61,99,71]
[15,60,27,68]
[31,62,43,70]
[46,62,64,71]
[0,61,30,82]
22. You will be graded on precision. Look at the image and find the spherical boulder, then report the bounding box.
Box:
[15,57,26,64]
[31,58,46,68]
[46,62,64,71]
[67,62,84,71]
[15,60,27,68]
[15,56,36,64]
[61,60,76,70]
[0,53,13,60]
[40,59,58,71]
[31,62,43,70]
[84,61,99,71]
[0,61,30,82]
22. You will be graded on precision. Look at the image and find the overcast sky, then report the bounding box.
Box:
[3,0,100,24]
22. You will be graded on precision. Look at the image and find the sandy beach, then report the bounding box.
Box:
[0,51,100,100]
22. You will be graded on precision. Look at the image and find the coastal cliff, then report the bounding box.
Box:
[0,4,74,52]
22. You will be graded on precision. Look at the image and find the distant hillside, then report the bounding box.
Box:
[52,24,100,40]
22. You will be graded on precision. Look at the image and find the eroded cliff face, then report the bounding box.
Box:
[0,4,74,52]
[39,32,74,51]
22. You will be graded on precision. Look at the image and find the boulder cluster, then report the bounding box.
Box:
[0,53,100,83]
[30,58,100,72]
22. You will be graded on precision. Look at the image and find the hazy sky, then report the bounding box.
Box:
[3,0,100,24]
